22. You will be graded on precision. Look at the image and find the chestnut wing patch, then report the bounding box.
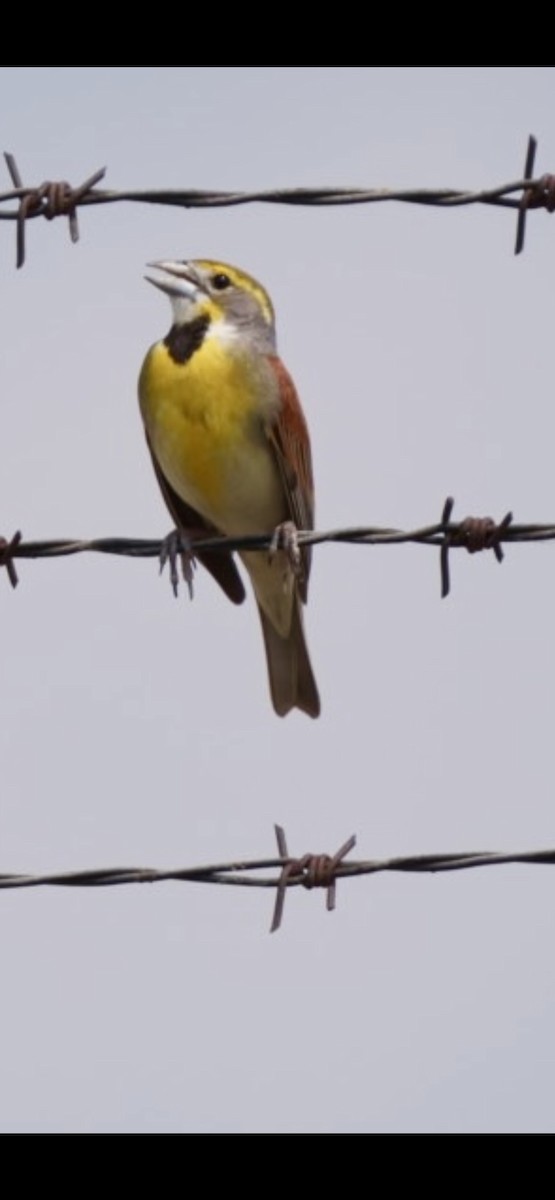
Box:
[266,356,315,602]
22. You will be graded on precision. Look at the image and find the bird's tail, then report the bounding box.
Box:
[258,597,320,718]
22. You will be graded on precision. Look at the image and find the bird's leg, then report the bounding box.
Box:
[268,520,303,581]
[159,528,197,599]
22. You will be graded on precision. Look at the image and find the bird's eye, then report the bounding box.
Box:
[211,273,231,290]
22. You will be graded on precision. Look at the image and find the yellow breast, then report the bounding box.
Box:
[138,332,284,533]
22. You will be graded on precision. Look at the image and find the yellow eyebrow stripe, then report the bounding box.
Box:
[195,259,275,325]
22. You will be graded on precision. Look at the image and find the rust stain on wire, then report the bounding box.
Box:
[1,135,554,266]
[270,826,356,932]
[3,153,106,267]
[439,498,512,599]
[1,832,555,932]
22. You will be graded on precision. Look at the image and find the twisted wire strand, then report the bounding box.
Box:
[1,136,552,263]
[1,842,553,934]
[1,846,554,891]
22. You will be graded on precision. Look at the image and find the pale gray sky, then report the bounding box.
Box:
[1,66,555,1132]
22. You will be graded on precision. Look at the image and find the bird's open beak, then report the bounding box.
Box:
[144,261,201,300]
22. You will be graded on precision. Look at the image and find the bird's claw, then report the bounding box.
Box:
[159,529,196,599]
[268,520,303,580]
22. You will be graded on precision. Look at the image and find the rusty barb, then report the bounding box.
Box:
[3,153,106,268]
[439,498,512,599]
[514,136,555,255]
[270,825,356,932]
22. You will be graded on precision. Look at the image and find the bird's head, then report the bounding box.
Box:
[145,259,277,352]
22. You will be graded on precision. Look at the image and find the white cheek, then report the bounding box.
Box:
[207,319,239,345]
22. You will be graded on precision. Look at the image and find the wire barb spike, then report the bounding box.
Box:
[514,133,555,256]
[3,152,106,267]
[0,530,22,588]
[440,499,512,599]
[514,135,538,256]
[270,825,356,932]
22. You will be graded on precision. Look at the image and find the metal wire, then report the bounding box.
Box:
[2,496,553,598]
[0,176,530,212]
[3,846,552,888]
[1,829,554,932]
[2,136,554,265]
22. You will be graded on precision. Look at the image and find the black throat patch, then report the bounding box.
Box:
[164,315,210,364]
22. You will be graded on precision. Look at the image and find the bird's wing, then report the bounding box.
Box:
[265,356,315,603]
[145,434,246,605]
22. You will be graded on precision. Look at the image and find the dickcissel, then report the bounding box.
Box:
[138,259,320,718]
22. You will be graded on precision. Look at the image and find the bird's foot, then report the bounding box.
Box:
[159,528,196,599]
[268,520,303,581]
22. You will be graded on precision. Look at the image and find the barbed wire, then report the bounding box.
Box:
[1,136,554,267]
[4,497,555,599]
[2,140,554,935]
[1,826,554,932]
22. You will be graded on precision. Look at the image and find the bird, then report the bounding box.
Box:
[138,258,320,719]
